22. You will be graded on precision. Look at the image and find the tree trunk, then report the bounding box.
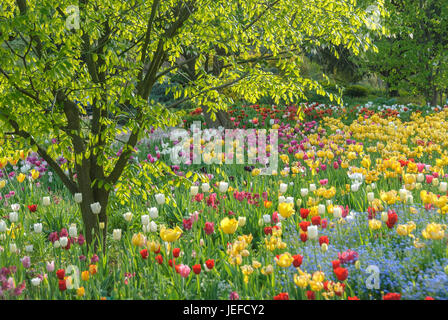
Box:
[431,89,438,106]
[203,109,234,128]
[79,187,110,252]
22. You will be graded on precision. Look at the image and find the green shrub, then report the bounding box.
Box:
[344,85,369,97]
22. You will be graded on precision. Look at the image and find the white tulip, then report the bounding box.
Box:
[399,189,408,201]
[68,224,77,237]
[333,207,342,219]
[9,243,17,253]
[42,196,51,206]
[113,229,122,241]
[190,186,199,196]
[0,220,7,232]
[123,211,133,222]
[307,225,318,240]
[238,217,246,227]
[417,173,424,182]
[9,211,18,223]
[11,204,20,212]
[31,277,41,287]
[219,182,229,193]
[141,215,150,226]
[148,207,159,219]
[74,193,83,203]
[309,184,316,192]
[201,183,210,193]
[279,183,288,194]
[300,188,309,197]
[90,202,101,214]
[351,183,360,192]
[59,237,68,247]
[25,245,33,252]
[142,224,150,233]
[33,223,42,233]
[155,193,165,205]
[263,214,271,224]
[371,183,376,190]
[439,182,447,192]
[53,240,61,248]
[381,211,388,222]
[367,192,375,202]
[318,204,326,215]
[150,221,158,233]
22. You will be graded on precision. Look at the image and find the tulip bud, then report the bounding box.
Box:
[381,211,388,222]
[90,202,101,214]
[9,243,17,253]
[99,222,105,229]
[307,225,318,240]
[150,221,158,232]
[74,193,83,203]
[367,192,375,202]
[432,178,439,187]
[263,214,271,224]
[201,183,210,193]
[321,243,328,253]
[238,217,246,227]
[279,183,288,194]
[155,193,165,205]
[318,204,325,215]
[296,199,302,207]
[417,173,424,182]
[219,182,229,193]
[113,229,122,241]
[31,278,41,287]
[141,215,150,226]
[33,223,42,233]
[123,211,133,222]
[42,196,51,206]
[9,211,18,223]
[0,220,6,232]
[300,188,309,197]
[60,237,68,247]
[399,189,407,201]
[333,207,342,219]
[148,207,158,219]
[69,224,77,237]
[190,186,199,196]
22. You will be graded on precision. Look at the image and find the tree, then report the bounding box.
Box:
[366,0,448,104]
[0,0,384,248]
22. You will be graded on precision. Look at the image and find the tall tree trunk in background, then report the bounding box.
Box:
[203,48,234,129]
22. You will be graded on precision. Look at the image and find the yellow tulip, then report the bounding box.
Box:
[31,169,40,180]
[220,217,238,234]
[17,173,26,183]
[278,202,295,218]
[131,232,146,246]
[77,286,85,297]
[276,252,294,268]
[0,180,6,189]
[160,226,182,242]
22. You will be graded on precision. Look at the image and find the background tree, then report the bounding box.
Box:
[365,0,448,104]
[0,0,384,248]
